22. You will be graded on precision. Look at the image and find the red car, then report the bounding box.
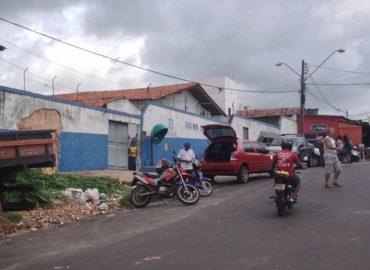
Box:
[201,125,275,183]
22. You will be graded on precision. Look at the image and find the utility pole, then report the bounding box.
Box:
[77,82,82,102]
[23,67,29,91]
[52,76,57,97]
[300,60,306,136]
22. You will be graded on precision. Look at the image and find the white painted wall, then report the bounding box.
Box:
[142,104,226,139]
[230,116,280,141]
[197,77,237,116]
[106,99,142,115]
[279,117,298,134]
[0,90,140,134]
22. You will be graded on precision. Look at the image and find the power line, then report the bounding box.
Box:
[0,56,70,92]
[308,63,370,75]
[0,17,296,94]
[0,38,131,88]
[309,76,330,104]
[306,88,345,113]
[306,82,370,86]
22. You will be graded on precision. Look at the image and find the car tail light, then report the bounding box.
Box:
[230,151,238,161]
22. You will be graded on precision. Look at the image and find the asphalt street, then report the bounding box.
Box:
[1,162,370,270]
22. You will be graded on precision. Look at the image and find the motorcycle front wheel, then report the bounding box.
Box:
[176,184,200,205]
[130,186,152,208]
[198,180,213,197]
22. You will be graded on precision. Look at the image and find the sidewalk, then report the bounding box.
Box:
[63,169,135,184]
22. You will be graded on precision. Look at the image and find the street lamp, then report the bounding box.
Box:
[276,49,345,135]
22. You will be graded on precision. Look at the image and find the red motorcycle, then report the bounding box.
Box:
[130,159,200,208]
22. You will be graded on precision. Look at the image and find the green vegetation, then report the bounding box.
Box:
[2,211,23,223]
[4,169,132,207]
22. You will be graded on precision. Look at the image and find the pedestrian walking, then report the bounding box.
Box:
[128,139,137,171]
[177,142,195,174]
[343,134,353,164]
[323,127,342,188]
[336,135,344,162]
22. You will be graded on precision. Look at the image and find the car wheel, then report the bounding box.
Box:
[237,165,249,184]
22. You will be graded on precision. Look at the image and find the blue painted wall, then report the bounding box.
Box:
[141,136,209,167]
[59,132,108,172]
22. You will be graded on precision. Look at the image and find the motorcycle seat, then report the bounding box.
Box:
[144,173,161,179]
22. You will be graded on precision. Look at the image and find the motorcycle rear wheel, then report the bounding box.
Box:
[130,186,152,208]
[177,184,200,205]
[198,180,213,197]
[276,193,287,217]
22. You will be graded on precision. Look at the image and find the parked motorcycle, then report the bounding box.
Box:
[186,160,213,197]
[130,159,200,208]
[271,171,298,216]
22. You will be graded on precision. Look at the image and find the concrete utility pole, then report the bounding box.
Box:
[52,76,57,97]
[300,60,306,135]
[23,67,29,91]
[77,82,82,102]
[276,49,345,136]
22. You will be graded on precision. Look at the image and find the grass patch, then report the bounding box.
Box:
[4,169,131,207]
[2,212,23,224]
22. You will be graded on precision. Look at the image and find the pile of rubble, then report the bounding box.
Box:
[0,188,124,235]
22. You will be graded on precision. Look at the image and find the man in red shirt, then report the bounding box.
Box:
[274,140,303,201]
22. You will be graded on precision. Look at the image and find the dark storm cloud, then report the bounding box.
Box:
[1,0,370,117]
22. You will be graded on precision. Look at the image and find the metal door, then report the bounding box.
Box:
[108,121,128,169]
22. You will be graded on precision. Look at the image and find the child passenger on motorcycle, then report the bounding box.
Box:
[274,140,303,202]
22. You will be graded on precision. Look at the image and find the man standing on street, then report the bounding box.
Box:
[177,142,195,174]
[323,127,343,188]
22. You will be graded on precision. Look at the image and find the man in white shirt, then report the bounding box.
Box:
[323,127,343,188]
[177,142,195,174]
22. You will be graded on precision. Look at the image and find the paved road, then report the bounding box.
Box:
[1,162,370,270]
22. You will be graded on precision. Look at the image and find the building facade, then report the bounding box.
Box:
[0,86,141,172]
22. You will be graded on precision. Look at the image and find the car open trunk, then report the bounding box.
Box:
[202,125,238,162]
[204,142,236,162]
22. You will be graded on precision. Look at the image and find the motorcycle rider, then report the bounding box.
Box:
[274,140,303,202]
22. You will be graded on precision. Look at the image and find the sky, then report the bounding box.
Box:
[0,0,370,120]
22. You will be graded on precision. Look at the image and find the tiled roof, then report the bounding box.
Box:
[238,107,300,118]
[55,82,226,116]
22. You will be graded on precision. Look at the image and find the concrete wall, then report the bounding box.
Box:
[128,90,211,117]
[198,76,237,116]
[279,116,298,134]
[230,115,280,140]
[141,103,227,166]
[106,99,142,115]
[230,116,298,141]
[0,86,140,172]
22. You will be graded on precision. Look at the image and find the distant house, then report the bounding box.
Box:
[238,107,318,127]
[55,82,226,117]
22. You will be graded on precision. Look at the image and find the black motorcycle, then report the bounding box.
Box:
[271,171,299,216]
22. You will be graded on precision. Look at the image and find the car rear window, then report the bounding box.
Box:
[205,128,235,140]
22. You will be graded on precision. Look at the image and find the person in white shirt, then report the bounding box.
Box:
[177,142,195,174]
[323,127,343,188]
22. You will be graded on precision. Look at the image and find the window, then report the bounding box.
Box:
[243,142,254,153]
[243,127,249,140]
[254,143,267,153]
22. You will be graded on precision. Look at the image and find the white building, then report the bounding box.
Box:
[197,76,238,116]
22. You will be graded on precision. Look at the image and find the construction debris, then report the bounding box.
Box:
[0,192,124,236]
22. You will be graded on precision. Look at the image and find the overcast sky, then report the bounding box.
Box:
[1,0,370,119]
